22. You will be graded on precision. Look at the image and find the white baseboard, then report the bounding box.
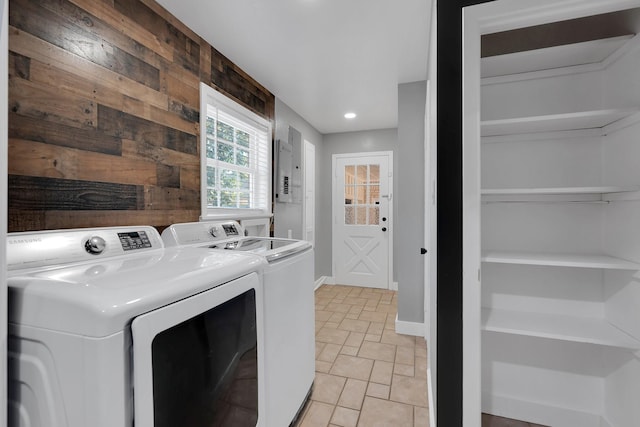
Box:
[395,314,425,337]
[314,276,328,290]
[324,276,336,285]
[390,281,398,291]
[483,394,604,427]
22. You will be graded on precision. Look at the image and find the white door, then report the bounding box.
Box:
[332,152,392,289]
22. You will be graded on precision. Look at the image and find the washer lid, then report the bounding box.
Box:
[8,247,266,337]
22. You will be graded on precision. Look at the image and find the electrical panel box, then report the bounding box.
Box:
[276,138,293,203]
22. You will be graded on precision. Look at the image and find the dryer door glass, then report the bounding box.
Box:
[151,289,258,427]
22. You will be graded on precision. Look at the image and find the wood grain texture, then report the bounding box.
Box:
[8,0,275,232]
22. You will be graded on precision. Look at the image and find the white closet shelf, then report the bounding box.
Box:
[481,109,639,136]
[482,251,640,270]
[482,186,639,196]
[482,308,640,350]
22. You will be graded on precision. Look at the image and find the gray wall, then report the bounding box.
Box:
[397,81,427,323]
[276,86,427,327]
[320,129,400,282]
[274,98,325,276]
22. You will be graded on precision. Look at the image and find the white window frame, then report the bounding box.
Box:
[200,83,272,220]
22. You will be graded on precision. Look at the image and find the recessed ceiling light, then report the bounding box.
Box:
[344,112,356,119]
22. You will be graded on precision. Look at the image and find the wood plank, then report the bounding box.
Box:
[156,164,181,189]
[165,71,199,108]
[113,0,199,75]
[180,164,200,191]
[9,175,144,210]
[121,139,199,168]
[9,139,158,186]
[9,51,30,80]
[10,75,97,130]
[139,0,202,43]
[28,58,196,136]
[199,36,212,85]
[7,210,46,232]
[210,47,274,120]
[10,27,169,110]
[168,98,199,123]
[9,112,122,155]
[98,105,197,155]
[148,103,198,136]
[10,0,161,90]
[42,209,200,230]
[144,186,199,210]
[69,0,174,62]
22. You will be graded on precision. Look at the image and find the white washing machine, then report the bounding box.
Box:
[7,226,268,427]
[162,221,315,427]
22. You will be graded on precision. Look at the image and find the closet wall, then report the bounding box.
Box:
[479,20,640,427]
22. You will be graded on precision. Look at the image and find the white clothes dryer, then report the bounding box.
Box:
[7,226,267,427]
[162,221,315,427]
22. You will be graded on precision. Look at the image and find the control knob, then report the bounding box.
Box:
[209,226,220,238]
[85,236,106,255]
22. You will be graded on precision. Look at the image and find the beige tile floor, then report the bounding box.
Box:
[294,284,429,427]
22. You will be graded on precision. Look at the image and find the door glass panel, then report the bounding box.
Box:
[356,185,367,205]
[356,165,367,183]
[342,162,384,226]
[369,185,380,205]
[345,165,355,184]
[356,206,367,224]
[345,206,355,224]
[369,164,380,184]
[369,207,380,225]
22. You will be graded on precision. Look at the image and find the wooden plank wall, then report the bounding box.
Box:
[7,0,275,232]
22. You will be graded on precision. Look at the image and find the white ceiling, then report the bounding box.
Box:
[156,0,432,134]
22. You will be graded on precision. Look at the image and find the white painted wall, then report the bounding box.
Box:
[397,81,427,323]
[274,98,325,275]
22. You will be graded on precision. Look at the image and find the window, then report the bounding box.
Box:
[200,83,271,219]
[343,163,380,225]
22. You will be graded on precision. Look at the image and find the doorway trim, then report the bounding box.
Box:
[331,151,394,289]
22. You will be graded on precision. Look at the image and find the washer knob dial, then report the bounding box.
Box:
[85,236,106,255]
[209,226,219,238]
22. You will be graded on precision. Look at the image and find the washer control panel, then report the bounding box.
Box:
[118,231,152,251]
[162,221,245,246]
[7,226,163,270]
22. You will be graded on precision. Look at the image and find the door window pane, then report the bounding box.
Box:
[356,185,367,205]
[356,165,367,183]
[342,162,385,225]
[369,207,380,225]
[369,164,380,184]
[345,206,355,224]
[356,206,367,225]
[369,185,380,205]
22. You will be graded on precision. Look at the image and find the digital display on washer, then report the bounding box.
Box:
[222,224,239,235]
[118,231,152,251]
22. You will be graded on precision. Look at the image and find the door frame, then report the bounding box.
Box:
[303,140,315,247]
[331,151,394,289]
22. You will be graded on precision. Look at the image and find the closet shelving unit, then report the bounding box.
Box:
[478,30,640,427]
